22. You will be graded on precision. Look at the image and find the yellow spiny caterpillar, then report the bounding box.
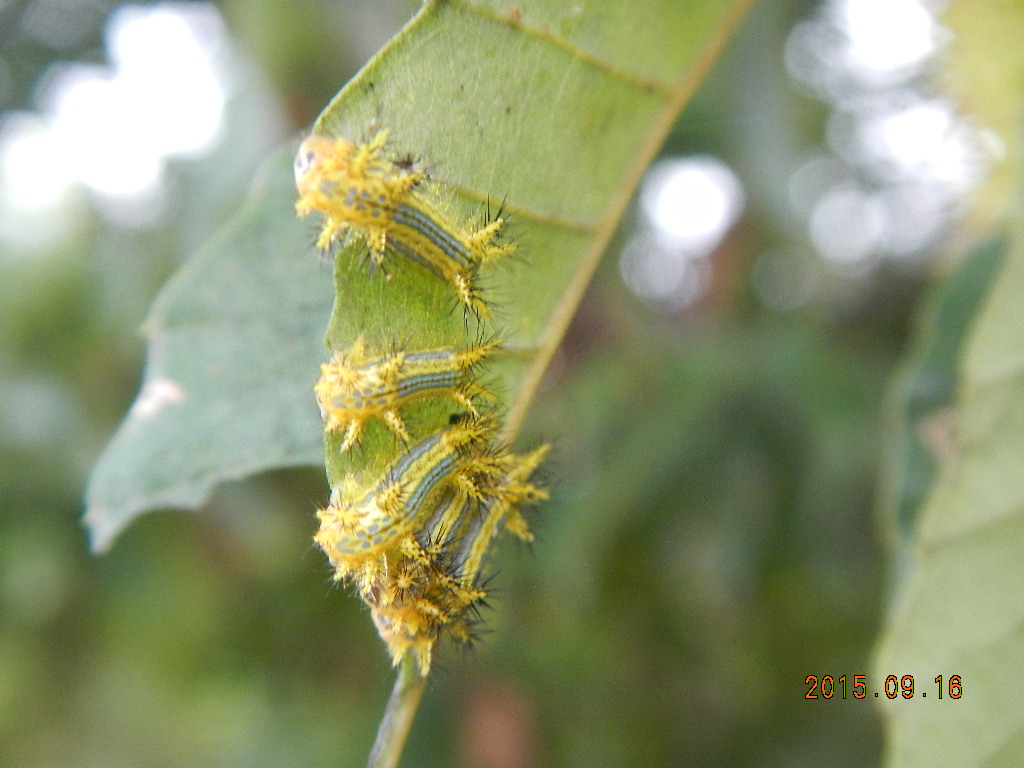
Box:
[299,123,551,676]
[294,130,513,320]
[314,415,505,577]
[361,445,549,673]
[362,524,483,673]
[447,443,549,585]
[314,336,500,451]
[413,445,548,576]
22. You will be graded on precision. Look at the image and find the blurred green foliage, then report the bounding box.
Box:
[0,0,950,765]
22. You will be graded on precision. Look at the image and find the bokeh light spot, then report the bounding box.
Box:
[620,156,744,311]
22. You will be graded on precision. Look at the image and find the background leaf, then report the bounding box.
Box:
[872,1,1024,765]
[873,216,1024,767]
[877,237,1006,549]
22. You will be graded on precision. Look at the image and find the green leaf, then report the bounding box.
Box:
[873,218,1024,765]
[85,0,755,547]
[84,152,333,551]
[877,237,1006,549]
[873,2,1024,764]
[312,0,754,481]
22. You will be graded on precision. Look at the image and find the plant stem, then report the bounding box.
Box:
[366,658,428,768]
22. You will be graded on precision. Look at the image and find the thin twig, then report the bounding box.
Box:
[366,658,428,768]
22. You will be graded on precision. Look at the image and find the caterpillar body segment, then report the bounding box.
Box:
[362,443,548,673]
[294,130,513,320]
[366,534,486,673]
[415,488,475,557]
[314,416,503,576]
[403,443,548,593]
[449,443,550,585]
[315,337,501,451]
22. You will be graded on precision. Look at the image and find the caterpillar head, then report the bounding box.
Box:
[294,134,352,197]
